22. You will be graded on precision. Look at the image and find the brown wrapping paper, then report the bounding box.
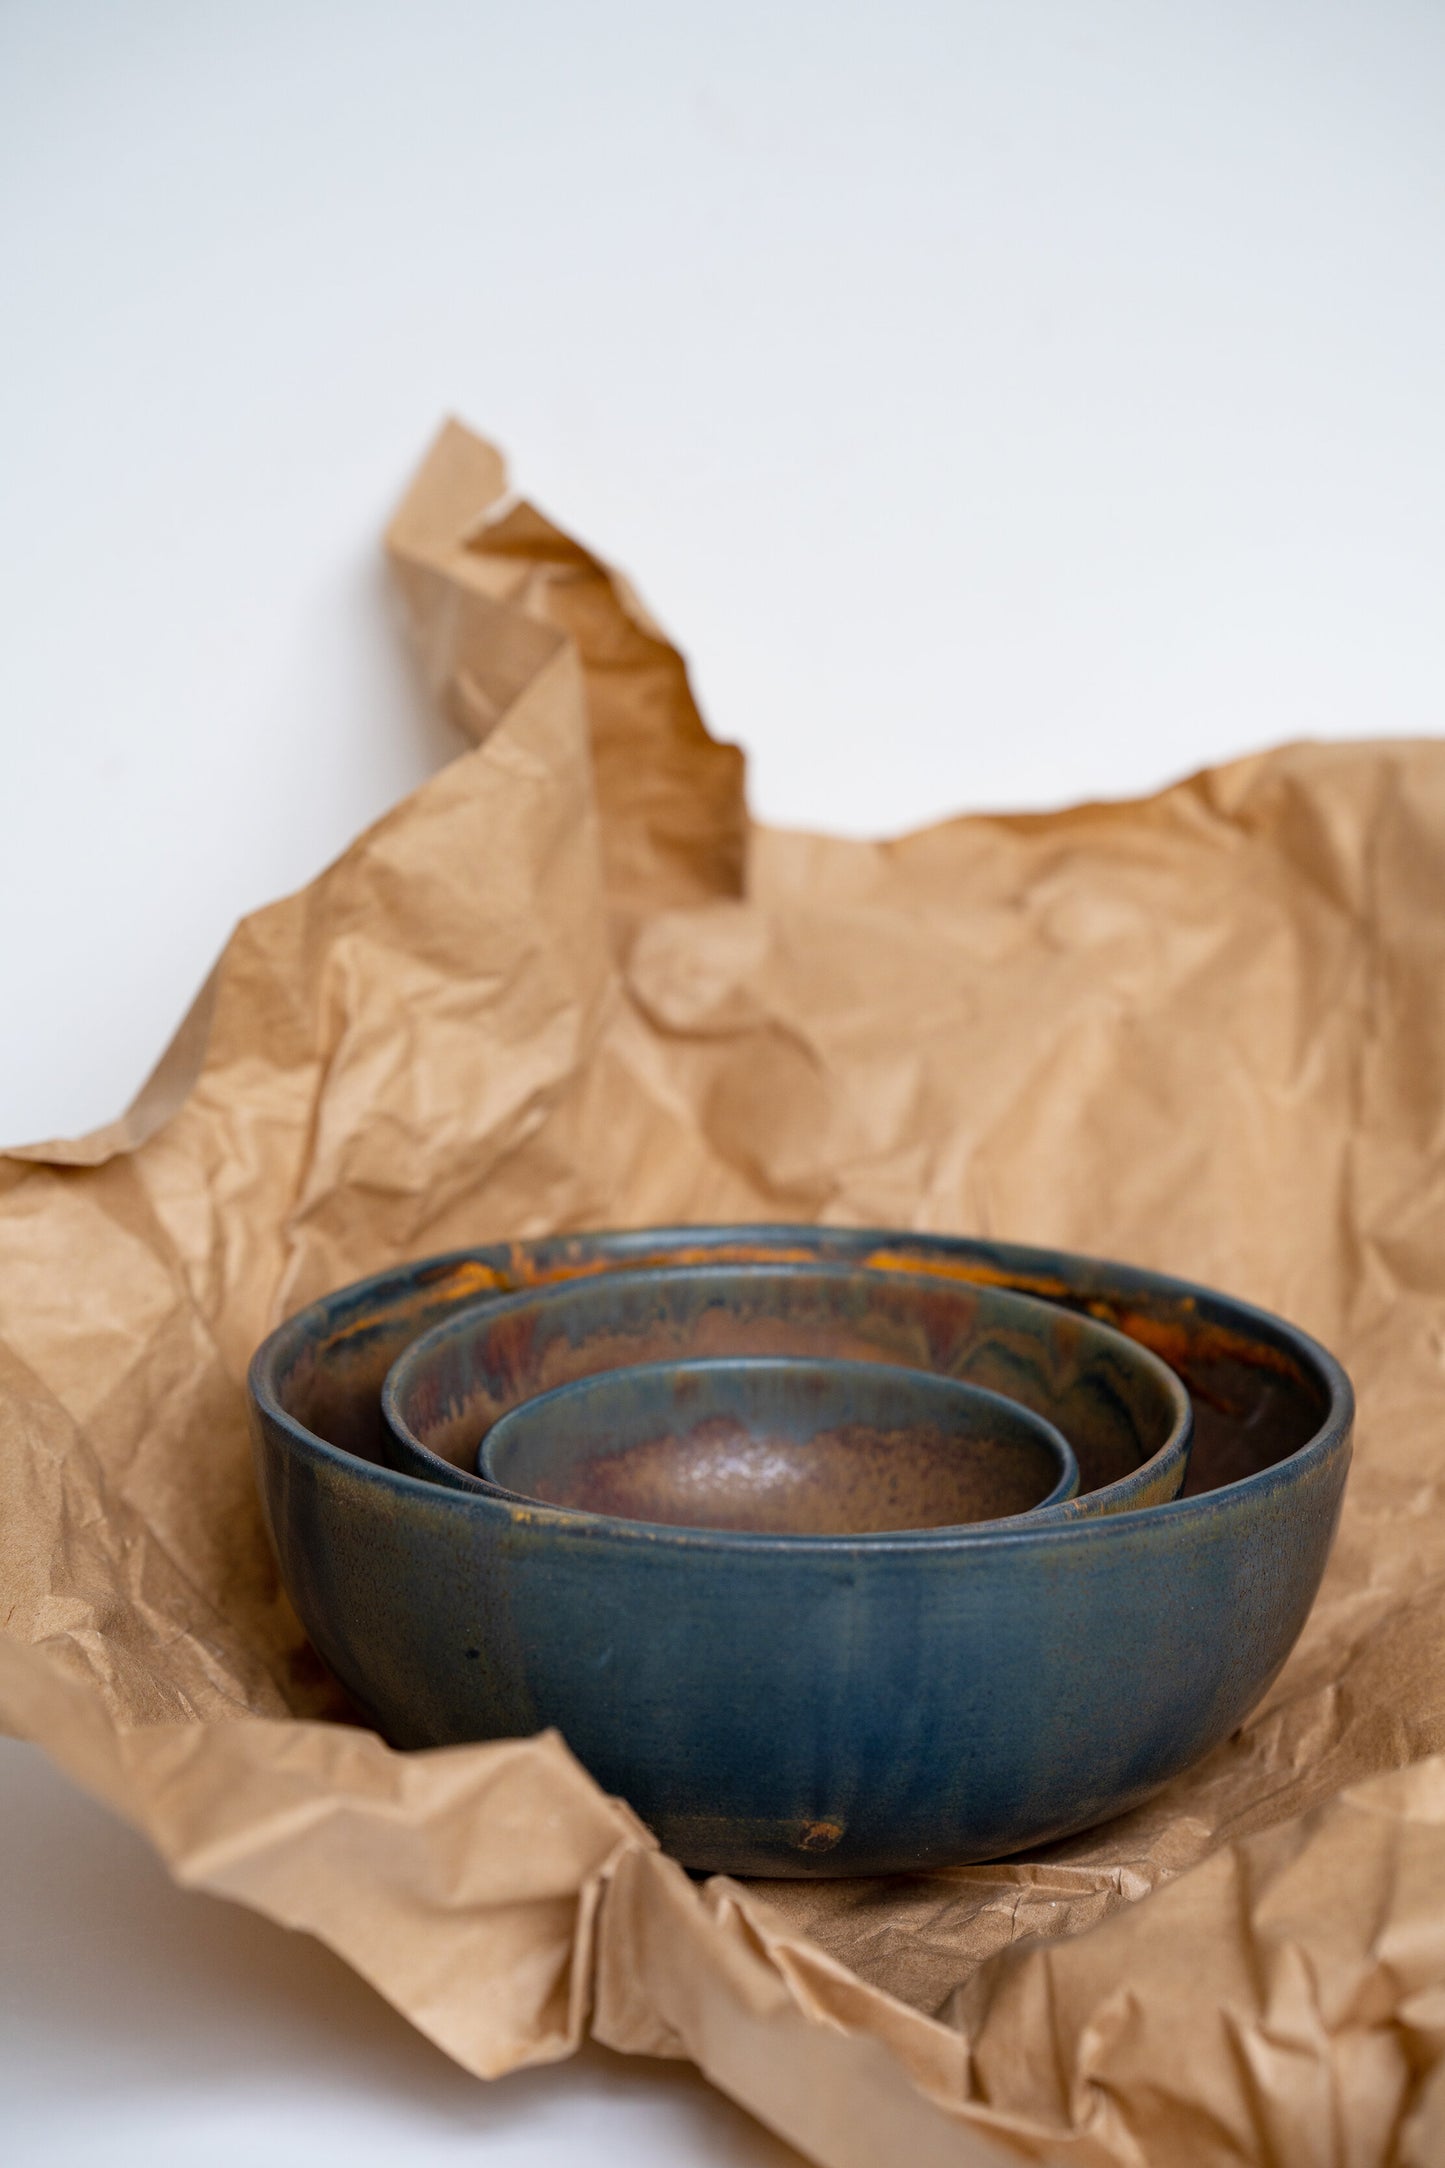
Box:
[5,416,1445,2166]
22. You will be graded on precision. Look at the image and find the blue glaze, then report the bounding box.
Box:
[247,1224,1353,1877]
[377,1261,1191,1517]
[473,1356,1081,1529]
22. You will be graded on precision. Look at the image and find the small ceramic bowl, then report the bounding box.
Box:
[247,1224,1353,1875]
[379,1260,1191,1518]
[472,1355,1081,1532]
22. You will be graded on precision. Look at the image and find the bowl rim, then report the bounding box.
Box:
[473,1351,1083,1530]
[380,1256,1185,1521]
[248,1222,1354,1559]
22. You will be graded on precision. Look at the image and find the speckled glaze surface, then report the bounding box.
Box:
[377,1261,1190,1518]
[469,1356,1081,1531]
[247,1224,1354,1876]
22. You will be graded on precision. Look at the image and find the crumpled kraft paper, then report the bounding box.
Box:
[5,417,1445,2166]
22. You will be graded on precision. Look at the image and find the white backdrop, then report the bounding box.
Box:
[2,3,1442,2161]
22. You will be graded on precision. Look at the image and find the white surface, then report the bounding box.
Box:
[2,0,1444,1143]
[0,3,1441,2161]
[0,1739,803,2168]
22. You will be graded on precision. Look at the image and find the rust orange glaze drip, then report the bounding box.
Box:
[431,1259,512,1299]
[865,1248,1302,1380]
[1092,1305,1302,1380]
[324,1258,512,1347]
[504,1243,826,1284]
[862,1248,1076,1301]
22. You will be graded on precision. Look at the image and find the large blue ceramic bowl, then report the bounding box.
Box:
[471,1355,1081,1528]
[375,1261,1191,1516]
[247,1225,1353,1877]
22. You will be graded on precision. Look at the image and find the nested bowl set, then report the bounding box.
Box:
[247,1227,1353,1877]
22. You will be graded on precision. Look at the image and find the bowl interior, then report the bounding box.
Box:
[381,1257,1190,1514]
[478,1355,1080,1532]
[259,1225,1337,1502]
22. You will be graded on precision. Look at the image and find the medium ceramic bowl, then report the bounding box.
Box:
[376,1261,1191,1517]
[469,1355,1081,1530]
[247,1224,1353,1876]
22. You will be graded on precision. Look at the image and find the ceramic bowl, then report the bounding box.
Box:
[247,1224,1353,1877]
[377,1261,1191,1517]
[468,1355,1080,1530]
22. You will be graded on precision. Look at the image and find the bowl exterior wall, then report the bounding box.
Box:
[251,1401,1348,1876]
